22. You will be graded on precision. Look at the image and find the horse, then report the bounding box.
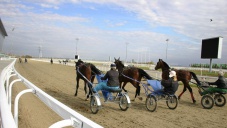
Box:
[114,57,153,100]
[62,59,68,65]
[75,59,102,100]
[19,57,22,63]
[155,59,201,103]
[50,58,53,64]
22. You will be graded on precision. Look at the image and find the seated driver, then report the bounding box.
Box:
[161,70,179,95]
[199,71,227,95]
[93,63,121,99]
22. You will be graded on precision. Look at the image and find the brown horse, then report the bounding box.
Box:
[155,59,201,103]
[75,59,102,100]
[19,57,22,63]
[114,57,153,100]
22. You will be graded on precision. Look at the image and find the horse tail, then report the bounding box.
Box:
[138,68,153,80]
[190,72,201,85]
[90,63,102,75]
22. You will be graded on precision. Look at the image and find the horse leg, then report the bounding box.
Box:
[122,82,128,92]
[178,82,187,100]
[135,85,143,101]
[85,82,91,101]
[74,77,79,96]
[86,76,95,100]
[84,81,87,95]
[186,83,196,103]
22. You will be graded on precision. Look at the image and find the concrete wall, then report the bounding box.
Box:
[0,30,5,52]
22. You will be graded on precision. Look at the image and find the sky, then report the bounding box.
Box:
[0,0,227,66]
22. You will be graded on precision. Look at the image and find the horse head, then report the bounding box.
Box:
[114,57,124,72]
[155,59,170,71]
[75,59,85,69]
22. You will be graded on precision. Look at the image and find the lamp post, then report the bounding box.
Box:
[10,27,15,55]
[125,42,129,63]
[76,38,79,55]
[166,39,169,60]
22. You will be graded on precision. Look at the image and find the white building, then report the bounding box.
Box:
[0,18,8,53]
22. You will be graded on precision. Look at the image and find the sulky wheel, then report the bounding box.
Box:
[166,95,178,110]
[145,95,157,112]
[214,94,226,107]
[90,96,100,114]
[201,95,214,109]
[119,94,130,111]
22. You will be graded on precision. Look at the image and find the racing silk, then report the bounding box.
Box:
[209,76,227,89]
[161,78,179,94]
[101,69,120,87]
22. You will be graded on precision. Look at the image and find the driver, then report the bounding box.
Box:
[161,70,179,95]
[199,71,227,95]
[92,63,121,100]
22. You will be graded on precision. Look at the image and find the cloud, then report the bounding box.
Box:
[40,3,59,9]
[1,0,227,66]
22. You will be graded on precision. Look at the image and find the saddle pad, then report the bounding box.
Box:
[147,80,162,91]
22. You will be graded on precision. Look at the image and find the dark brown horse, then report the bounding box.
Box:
[155,59,201,103]
[114,57,153,100]
[75,59,102,100]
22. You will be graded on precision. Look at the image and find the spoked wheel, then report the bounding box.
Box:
[145,95,157,112]
[166,95,178,110]
[119,94,129,111]
[90,96,100,114]
[214,94,226,107]
[201,95,214,109]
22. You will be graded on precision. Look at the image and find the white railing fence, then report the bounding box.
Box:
[0,59,17,128]
[0,59,103,128]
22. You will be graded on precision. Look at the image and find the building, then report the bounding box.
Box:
[0,18,8,53]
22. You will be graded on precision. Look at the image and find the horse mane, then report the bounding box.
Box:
[138,68,153,80]
[90,63,102,75]
[161,59,171,69]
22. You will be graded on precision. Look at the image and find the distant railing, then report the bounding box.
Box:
[0,59,103,128]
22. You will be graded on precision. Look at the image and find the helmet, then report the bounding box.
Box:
[110,63,116,67]
[169,70,176,77]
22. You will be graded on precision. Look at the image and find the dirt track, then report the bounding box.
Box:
[13,59,227,128]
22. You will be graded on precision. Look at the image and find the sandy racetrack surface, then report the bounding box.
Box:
[12,59,227,128]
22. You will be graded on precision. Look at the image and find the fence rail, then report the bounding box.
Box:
[0,59,103,128]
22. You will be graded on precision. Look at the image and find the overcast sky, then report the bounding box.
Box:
[0,0,227,66]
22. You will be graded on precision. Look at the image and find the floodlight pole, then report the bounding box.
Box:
[125,42,129,63]
[10,27,15,55]
[76,38,79,55]
[166,39,169,60]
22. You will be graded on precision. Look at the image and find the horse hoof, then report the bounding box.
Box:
[193,100,196,103]
[178,96,181,100]
[138,97,143,101]
[85,98,89,101]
